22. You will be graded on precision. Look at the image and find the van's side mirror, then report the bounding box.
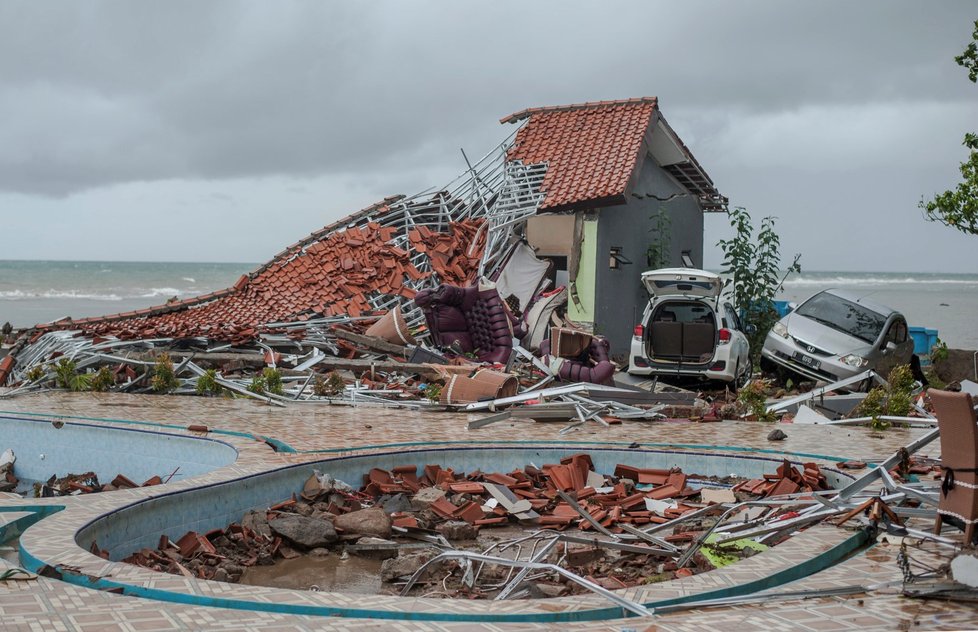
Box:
[745,324,757,335]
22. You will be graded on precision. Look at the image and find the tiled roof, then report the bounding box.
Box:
[502,98,658,212]
[38,198,486,345]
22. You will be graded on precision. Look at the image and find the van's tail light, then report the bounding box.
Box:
[633,324,644,338]
[718,328,732,344]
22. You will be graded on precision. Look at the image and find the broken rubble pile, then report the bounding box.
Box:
[734,459,831,498]
[0,448,16,493]
[118,454,833,597]
[0,454,164,497]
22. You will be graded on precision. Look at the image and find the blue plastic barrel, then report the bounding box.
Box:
[909,326,940,366]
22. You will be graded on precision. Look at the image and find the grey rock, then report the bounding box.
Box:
[268,514,338,548]
[412,487,446,508]
[534,582,566,598]
[348,536,399,560]
[333,508,392,539]
[436,520,479,541]
[380,548,439,582]
[212,567,230,583]
[295,503,314,517]
[241,510,272,539]
[309,547,331,558]
[381,493,414,514]
[767,428,787,441]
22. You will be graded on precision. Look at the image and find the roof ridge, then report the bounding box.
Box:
[500,97,658,124]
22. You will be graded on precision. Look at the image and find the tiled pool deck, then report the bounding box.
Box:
[0,392,974,631]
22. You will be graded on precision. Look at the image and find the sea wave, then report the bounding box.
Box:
[181,277,196,283]
[784,276,978,286]
[0,286,200,301]
[0,289,124,301]
[138,287,183,298]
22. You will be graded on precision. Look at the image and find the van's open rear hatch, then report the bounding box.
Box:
[647,300,717,364]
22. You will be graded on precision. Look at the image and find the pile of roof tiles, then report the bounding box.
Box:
[408,220,485,287]
[117,454,842,595]
[733,459,830,497]
[115,498,297,582]
[35,472,163,497]
[347,454,709,534]
[47,217,486,346]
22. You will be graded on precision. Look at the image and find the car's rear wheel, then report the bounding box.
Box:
[734,359,752,391]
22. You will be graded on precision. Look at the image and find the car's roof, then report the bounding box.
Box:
[821,288,901,317]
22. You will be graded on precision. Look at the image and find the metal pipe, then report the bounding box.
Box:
[400,550,652,617]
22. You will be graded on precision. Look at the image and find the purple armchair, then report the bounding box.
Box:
[539,335,615,385]
[414,282,525,365]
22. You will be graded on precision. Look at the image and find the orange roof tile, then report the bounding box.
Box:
[39,199,487,344]
[502,98,658,212]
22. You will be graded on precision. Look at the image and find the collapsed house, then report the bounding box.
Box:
[0,98,726,395]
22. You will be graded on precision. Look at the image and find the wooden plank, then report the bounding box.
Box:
[333,329,410,357]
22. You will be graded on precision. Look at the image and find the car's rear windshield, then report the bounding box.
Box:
[795,292,886,343]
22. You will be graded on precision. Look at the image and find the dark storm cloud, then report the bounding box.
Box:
[0,1,974,197]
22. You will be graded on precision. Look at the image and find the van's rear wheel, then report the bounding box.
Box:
[734,359,752,391]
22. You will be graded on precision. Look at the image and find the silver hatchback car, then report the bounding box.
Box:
[760,289,913,383]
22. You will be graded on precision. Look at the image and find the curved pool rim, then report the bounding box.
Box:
[0,414,240,487]
[13,444,867,623]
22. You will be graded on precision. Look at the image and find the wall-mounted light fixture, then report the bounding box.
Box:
[609,247,632,270]
[681,250,694,267]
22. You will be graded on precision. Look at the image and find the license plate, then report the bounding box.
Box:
[793,352,820,370]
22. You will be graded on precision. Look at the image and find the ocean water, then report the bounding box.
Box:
[0,261,254,329]
[0,262,975,351]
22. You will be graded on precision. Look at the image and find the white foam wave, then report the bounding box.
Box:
[181,277,196,283]
[784,276,978,287]
[138,287,183,298]
[0,289,124,301]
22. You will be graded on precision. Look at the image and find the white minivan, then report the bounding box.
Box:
[627,268,752,387]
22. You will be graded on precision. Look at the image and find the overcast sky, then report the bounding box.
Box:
[1,1,976,272]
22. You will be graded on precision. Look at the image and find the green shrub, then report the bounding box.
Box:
[424,383,442,402]
[314,371,345,396]
[737,379,776,422]
[262,367,284,396]
[195,369,223,396]
[90,366,114,392]
[25,364,46,383]
[856,364,918,431]
[150,353,179,393]
[53,358,91,392]
[247,374,266,395]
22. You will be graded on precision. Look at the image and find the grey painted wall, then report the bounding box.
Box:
[592,156,705,359]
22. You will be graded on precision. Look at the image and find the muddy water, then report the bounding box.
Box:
[239,553,385,593]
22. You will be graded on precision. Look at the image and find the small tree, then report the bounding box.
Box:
[920,20,978,235]
[717,207,801,363]
[150,353,179,393]
[646,208,672,268]
[90,366,114,392]
[195,369,223,396]
[856,364,917,431]
[262,367,284,396]
[53,357,92,392]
